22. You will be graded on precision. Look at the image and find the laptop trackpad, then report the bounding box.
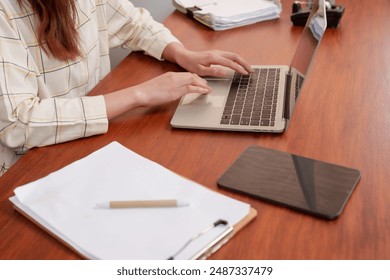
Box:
[181,79,231,108]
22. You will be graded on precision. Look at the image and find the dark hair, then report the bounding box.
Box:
[18,0,81,60]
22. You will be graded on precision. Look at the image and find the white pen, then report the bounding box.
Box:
[96,199,189,209]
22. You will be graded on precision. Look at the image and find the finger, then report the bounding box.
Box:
[219,52,253,73]
[183,85,211,95]
[181,72,212,90]
[170,73,211,95]
[207,52,253,75]
[195,65,226,77]
[205,55,250,75]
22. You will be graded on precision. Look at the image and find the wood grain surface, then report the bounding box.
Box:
[0,0,389,259]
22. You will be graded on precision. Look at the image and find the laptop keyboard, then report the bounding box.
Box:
[220,68,280,127]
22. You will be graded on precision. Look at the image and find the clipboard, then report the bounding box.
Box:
[10,198,256,260]
[9,142,256,260]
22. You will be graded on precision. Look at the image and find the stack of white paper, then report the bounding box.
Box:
[173,0,282,30]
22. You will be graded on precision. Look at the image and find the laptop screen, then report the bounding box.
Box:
[284,0,327,120]
[290,0,327,76]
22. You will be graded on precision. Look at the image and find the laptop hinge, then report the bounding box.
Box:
[283,72,293,120]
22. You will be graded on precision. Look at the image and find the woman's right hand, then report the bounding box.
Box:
[132,72,211,107]
[103,72,211,119]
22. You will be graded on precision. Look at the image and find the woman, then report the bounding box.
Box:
[0,0,252,176]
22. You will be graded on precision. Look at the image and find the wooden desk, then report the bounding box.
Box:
[1,0,389,259]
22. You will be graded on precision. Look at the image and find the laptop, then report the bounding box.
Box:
[171,1,327,133]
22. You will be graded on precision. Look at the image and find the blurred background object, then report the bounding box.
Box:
[110,0,174,68]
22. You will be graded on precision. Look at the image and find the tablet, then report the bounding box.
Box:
[217,145,361,219]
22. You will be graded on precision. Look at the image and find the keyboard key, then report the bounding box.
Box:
[230,115,241,125]
[240,118,250,125]
[260,120,270,126]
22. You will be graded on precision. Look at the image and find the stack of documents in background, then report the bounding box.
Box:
[173,0,282,30]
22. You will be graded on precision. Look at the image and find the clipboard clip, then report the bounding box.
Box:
[186,2,218,18]
[186,6,201,19]
[167,219,233,260]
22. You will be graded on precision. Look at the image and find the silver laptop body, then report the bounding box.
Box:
[171,1,325,133]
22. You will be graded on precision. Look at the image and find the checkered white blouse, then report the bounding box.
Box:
[0,0,179,176]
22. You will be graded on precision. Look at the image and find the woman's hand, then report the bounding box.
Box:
[132,72,211,107]
[104,72,211,119]
[162,42,253,77]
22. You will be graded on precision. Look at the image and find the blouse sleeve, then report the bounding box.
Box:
[0,9,108,154]
[104,0,181,60]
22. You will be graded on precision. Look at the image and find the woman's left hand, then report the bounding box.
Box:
[162,42,253,77]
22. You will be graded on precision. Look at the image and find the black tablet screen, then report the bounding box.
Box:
[218,146,361,219]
